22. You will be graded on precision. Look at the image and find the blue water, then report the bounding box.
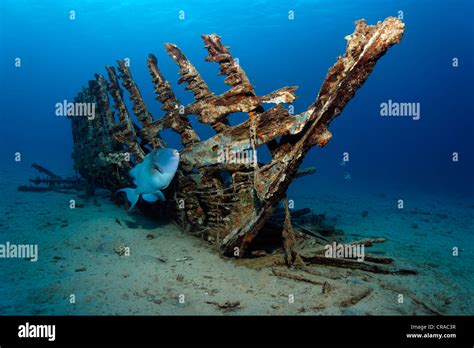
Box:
[1,0,473,197]
[0,0,473,316]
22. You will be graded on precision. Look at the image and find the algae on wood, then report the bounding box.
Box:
[68,17,405,257]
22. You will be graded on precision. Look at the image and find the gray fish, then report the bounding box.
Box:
[116,148,179,209]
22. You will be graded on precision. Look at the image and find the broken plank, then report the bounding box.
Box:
[300,254,416,275]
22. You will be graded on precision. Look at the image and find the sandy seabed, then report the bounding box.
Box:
[0,165,472,315]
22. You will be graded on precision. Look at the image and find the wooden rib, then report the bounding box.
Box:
[165,43,213,102]
[117,60,154,126]
[145,53,200,148]
[201,34,287,153]
[105,65,144,161]
[94,73,116,133]
[117,60,164,148]
[221,18,405,255]
[202,33,251,88]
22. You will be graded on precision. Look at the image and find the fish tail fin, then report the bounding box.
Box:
[115,188,139,210]
[142,190,165,203]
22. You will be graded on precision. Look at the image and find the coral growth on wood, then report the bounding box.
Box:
[69,17,405,257]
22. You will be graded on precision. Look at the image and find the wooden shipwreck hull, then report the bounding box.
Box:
[69,18,405,257]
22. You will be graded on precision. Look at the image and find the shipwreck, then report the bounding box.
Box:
[67,17,409,268]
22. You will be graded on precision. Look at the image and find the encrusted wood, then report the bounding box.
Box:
[69,17,405,257]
